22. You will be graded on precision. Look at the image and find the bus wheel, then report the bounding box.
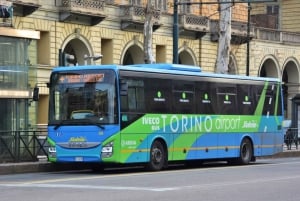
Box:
[238,138,253,165]
[147,140,166,171]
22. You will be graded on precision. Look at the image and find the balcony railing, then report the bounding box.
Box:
[282,32,300,43]
[120,5,161,32]
[121,5,161,24]
[210,20,255,44]
[231,21,254,37]
[179,14,209,38]
[57,0,106,25]
[255,28,280,41]
[59,0,105,13]
[256,28,300,44]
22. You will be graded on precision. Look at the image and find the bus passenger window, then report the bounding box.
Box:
[120,78,145,129]
[216,85,237,115]
[263,84,277,116]
[196,82,215,114]
[120,79,145,112]
[145,78,171,113]
[237,84,255,115]
[172,81,195,114]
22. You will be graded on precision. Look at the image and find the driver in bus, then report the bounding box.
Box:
[94,91,107,120]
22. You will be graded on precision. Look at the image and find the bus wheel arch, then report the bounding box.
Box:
[147,138,168,171]
[238,137,254,165]
[228,137,254,165]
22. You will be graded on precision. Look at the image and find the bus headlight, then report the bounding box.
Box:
[101,141,113,158]
[48,146,56,158]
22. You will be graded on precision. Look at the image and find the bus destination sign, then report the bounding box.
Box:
[59,73,105,83]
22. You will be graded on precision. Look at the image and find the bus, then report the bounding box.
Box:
[47,63,284,171]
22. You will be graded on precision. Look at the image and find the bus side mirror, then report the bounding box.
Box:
[120,80,128,96]
[32,87,39,101]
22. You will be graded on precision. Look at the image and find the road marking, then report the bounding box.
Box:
[180,174,300,190]
[1,174,300,192]
[1,159,300,191]
[0,183,178,192]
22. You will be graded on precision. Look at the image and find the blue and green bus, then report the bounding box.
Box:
[47,63,284,171]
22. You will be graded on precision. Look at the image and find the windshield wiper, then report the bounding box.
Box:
[53,119,105,130]
[80,118,105,129]
[54,119,73,130]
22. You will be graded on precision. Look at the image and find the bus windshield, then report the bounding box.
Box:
[48,69,118,125]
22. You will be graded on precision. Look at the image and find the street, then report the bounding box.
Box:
[1,158,300,201]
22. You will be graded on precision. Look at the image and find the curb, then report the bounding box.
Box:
[260,149,300,159]
[1,150,300,175]
[0,161,92,175]
[0,161,52,175]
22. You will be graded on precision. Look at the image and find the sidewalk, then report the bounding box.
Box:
[1,146,300,175]
[0,159,92,175]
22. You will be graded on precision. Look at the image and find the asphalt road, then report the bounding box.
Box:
[1,157,300,201]
[1,145,300,175]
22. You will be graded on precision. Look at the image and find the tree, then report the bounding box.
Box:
[215,0,232,74]
[144,0,155,64]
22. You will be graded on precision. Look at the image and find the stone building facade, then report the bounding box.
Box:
[0,0,300,131]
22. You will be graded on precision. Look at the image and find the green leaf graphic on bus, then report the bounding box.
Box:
[157,91,161,98]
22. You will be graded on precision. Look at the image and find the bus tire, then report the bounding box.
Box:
[147,140,166,171]
[237,138,253,165]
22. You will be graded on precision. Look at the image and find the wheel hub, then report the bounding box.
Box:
[152,148,162,164]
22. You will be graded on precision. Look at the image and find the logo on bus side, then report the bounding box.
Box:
[141,115,259,133]
[242,120,257,128]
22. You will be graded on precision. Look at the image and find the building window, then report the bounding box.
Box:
[179,0,191,14]
[266,5,279,29]
[130,0,141,6]
[154,0,167,11]
[0,36,29,90]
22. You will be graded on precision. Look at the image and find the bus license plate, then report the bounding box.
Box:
[75,157,83,162]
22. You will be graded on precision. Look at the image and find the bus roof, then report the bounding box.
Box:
[121,64,281,83]
[52,64,120,72]
[52,63,281,83]
[128,63,202,72]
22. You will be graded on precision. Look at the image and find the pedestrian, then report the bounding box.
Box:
[285,128,293,150]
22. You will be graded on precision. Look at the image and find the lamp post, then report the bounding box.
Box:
[173,0,179,64]
[246,1,251,76]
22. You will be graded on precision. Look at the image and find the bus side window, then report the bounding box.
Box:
[120,78,145,129]
[120,79,145,112]
[172,80,195,114]
[195,82,215,114]
[216,84,237,115]
[196,81,214,114]
[120,79,128,96]
[277,84,283,116]
[254,83,275,116]
[237,84,255,115]
[145,78,171,113]
[263,83,277,116]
